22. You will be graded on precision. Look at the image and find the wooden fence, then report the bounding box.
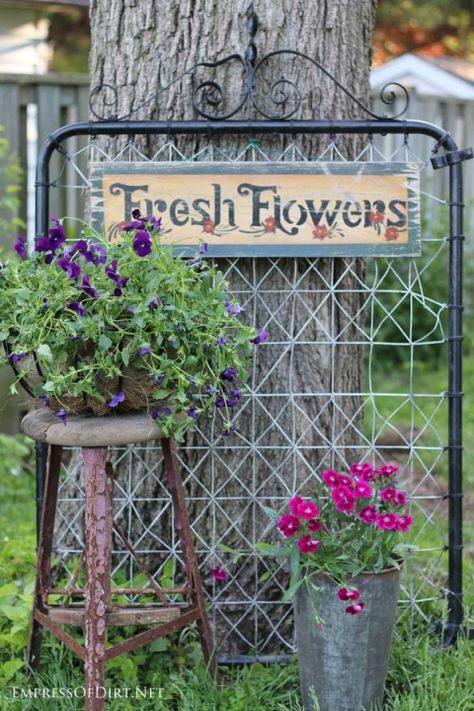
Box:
[0,72,90,250]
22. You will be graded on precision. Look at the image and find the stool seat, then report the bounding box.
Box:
[22,408,165,447]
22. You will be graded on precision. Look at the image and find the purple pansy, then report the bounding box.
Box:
[139,344,151,356]
[82,274,98,299]
[221,368,237,382]
[108,391,126,409]
[14,234,27,258]
[6,352,28,365]
[187,407,198,421]
[56,409,67,425]
[151,406,172,419]
[188,257,202,267]
[216,336,228,347]
[251,328,267,345]
[230,389,241,401]
[198,243,208,254]
[65,239,88,258]
[85,244,107,265]
[225,301,243,315]
[152,373,165,385]
[57,256,81,281]
[35,236,53,253]
[48,219,66,250]
[66,300,86,317]
[132,230,152,257]
[39,395,50,406]
[148,297,162,311]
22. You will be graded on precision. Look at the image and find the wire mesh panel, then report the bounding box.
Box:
[46,132,459,657]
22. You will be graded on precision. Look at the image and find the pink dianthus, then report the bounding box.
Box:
[276,514,301,538]
[295,499,320,520]
[353,480,374,499]
[375,512,399,530]
[337,587,360,601]
[297,535,321,554]
[345,601,365,615]
[321,469,340,487]
[331,485,356,513]
[358,505,377,524]
[395,514,414,532]
[375,464,399,477]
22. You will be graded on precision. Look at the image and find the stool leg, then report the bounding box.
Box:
[82,448,112,711]
[161,438,217,679]
[27,445,63,673]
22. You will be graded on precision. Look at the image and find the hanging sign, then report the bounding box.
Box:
[90,161,421,257]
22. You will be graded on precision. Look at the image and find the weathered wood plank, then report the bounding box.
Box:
[48,605,181,627]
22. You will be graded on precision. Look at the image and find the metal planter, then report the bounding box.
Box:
[294,567,401,711]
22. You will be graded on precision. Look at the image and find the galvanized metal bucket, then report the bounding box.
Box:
[294,567,401,711]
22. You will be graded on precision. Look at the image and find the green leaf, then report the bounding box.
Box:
[37,344,53,362]
[149,637,170,652]
[282,577,304,603]
[0,659,23,683]
[260,505,281,521]
[0,331,9,340]
[98,334,112,352]
[43,381,55,392]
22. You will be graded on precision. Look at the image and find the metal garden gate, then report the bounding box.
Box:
[28,15,472,660]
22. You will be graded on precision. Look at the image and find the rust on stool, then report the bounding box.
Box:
[22,409,217,709]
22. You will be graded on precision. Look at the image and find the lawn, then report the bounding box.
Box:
[0,356,473,710]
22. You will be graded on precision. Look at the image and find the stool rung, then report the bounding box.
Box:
[47,586,190,596]
[48,604,182,627]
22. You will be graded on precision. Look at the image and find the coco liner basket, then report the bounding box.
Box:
[1,215,263,438]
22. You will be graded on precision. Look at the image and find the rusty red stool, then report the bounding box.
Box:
[22,409,216,709]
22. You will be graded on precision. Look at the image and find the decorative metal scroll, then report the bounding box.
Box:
[89,12,409,123]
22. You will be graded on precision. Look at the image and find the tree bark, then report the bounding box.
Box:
[86,0,377,655]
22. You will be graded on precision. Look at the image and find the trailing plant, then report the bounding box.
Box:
[0,213,264,440]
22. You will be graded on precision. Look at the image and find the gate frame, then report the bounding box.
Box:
[31,28,472,646]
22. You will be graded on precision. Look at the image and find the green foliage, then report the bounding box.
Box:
[0,431,473,709]
[0,218,257,439]
[0,128,24,255]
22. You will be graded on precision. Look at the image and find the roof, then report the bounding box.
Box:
[370,53,474,101]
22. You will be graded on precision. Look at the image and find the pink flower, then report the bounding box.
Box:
[379,488,398,502]
[211,567,227,581]
[375,512,399,530]
[395,490,408,506]
[321,469,340,487]
[395,514,414,532]
[308,519,322,532]
[349,463,375,481]
[297,535,321,554]
[358,505,377,524]
[295,499,320,520]
[276,514,301,538]
[337,587,360,601]
[331,485,356,513]
[353,480,374,499]
[288,495,303,515]
[337,474,354,488]
[375,464,399,477]
[345,601,365,615]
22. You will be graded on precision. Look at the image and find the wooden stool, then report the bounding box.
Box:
[22,409,216,709]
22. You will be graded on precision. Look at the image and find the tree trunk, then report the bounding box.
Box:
[87,0,376,655]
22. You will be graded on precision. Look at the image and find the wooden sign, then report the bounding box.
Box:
[90,162,421,257]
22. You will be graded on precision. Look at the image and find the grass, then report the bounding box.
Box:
[0,353,473,709]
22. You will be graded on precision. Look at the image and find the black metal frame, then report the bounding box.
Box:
[31,14,472,649]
